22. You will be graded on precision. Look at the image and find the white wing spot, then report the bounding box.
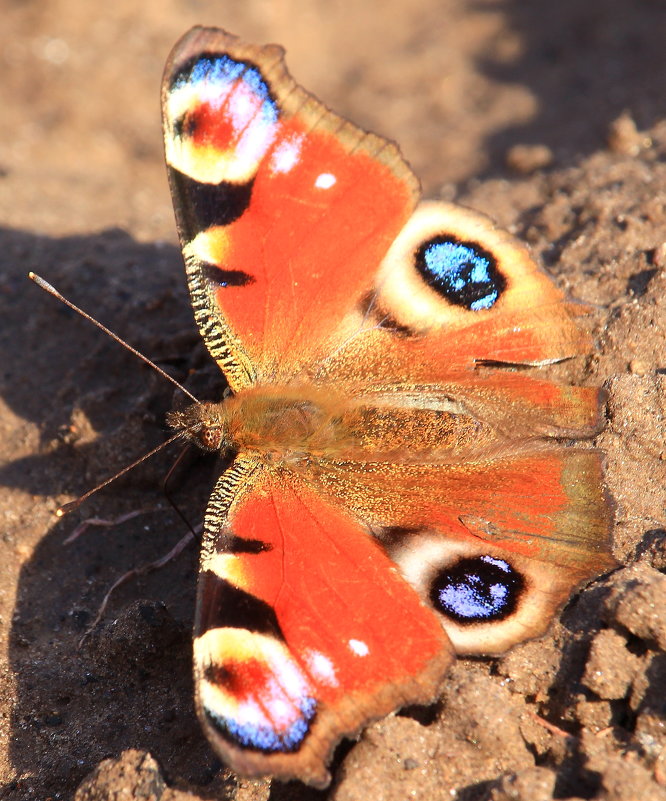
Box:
[304,650,338,686]
[270,135,304,174]
[315,172,337,189]
[349,638,369,657]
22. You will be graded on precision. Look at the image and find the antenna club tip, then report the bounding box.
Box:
[56,501,79,517]
[28,271,36,279]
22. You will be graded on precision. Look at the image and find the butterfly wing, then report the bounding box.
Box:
[162,27,599,430]
[301,447,614,656]
[193,447,612,786]
[194,454,453,787]
[162,26,418,390]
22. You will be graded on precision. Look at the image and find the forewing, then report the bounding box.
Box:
[162,26,419,390]
[194,454,454,787]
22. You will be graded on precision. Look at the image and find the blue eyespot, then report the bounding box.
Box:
[172,53,278,127]
[188,55,244,87]
[204,696,317,753]
[415,235,506,311]
[430,555,523,623]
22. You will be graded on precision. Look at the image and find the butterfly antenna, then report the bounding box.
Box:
[56,429,190,517]
[28,272,200,404]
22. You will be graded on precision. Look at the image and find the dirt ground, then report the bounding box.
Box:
[0,1,665,799]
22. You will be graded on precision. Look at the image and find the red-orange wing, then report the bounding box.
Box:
[163,27,599,435]
[193,455,453,787]
[314,201,601,432]
[302,447,614,656]
[162,26,418,390]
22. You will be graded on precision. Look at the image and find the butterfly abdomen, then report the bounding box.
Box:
[173,383,501,465]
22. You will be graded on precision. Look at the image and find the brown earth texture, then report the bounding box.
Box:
[1,1,665,800]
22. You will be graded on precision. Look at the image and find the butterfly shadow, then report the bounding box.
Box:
[0,225,239,797]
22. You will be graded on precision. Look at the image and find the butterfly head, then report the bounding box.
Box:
[168,402,232,452]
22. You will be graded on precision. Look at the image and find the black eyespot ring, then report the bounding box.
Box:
[430,555,524,624]
[414,234,506,310]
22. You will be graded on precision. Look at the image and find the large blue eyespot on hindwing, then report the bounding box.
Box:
[430,555,524,624]
[415,235,506,311]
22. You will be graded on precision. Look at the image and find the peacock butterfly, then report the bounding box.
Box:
[161,26,614,788]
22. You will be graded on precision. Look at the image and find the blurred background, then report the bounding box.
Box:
[2,0,664,240]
